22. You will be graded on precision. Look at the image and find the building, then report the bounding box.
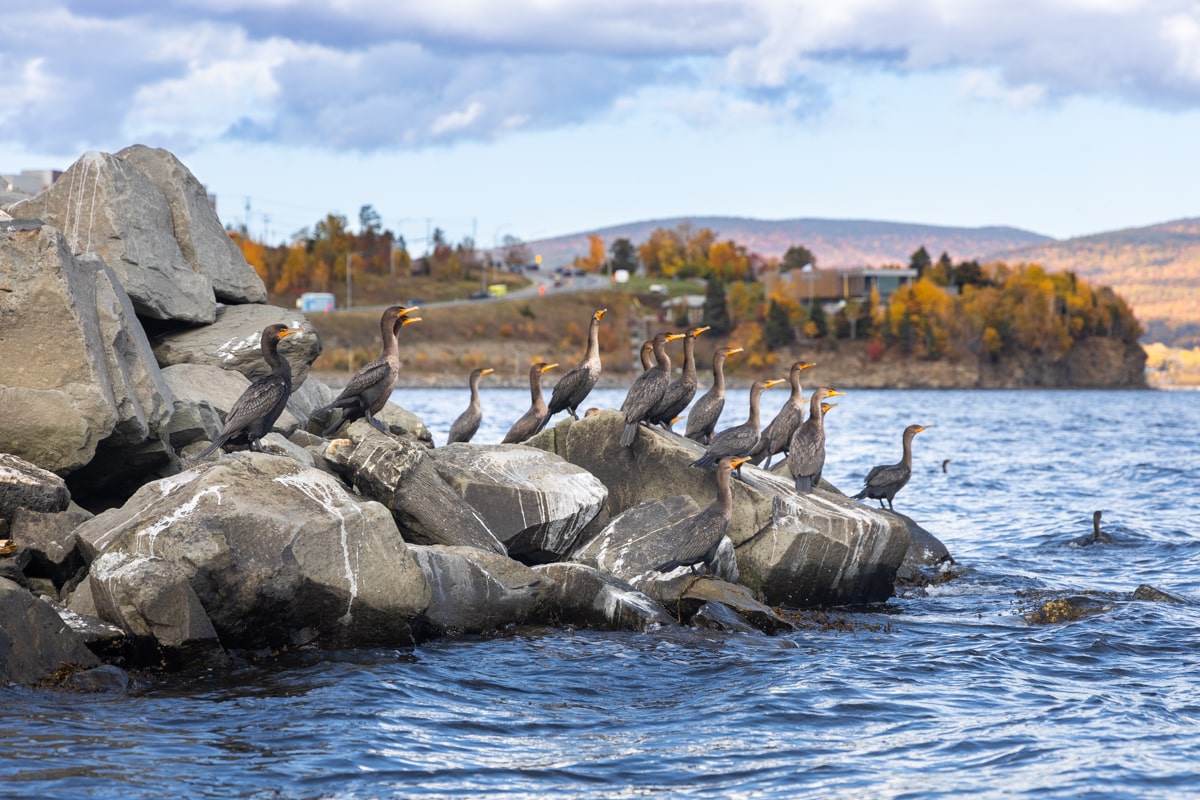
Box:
[1,168,61,196]
[777,266,917,306]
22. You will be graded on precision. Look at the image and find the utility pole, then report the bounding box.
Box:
[346,252,352,310]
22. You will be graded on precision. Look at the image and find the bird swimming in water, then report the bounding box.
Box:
[502,361,558,444]
[193,324,304,459]
[852,423,933,510]
[311,305,420,435]
[788,387,845,493]
[1071,510,1114,546]
[685,346,742,446]
[446,367,494,444]
[619,332,683,447]
[648,325,710,430]
[691,377,785,475]
[653,455,750,574]
[536,308,606,432]
[747,360,816,469]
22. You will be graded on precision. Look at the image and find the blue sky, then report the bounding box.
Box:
[4,1,1200,250]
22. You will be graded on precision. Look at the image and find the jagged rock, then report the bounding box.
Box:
[64,664,134,693]
[891,511,955,583]
[300,377,432,445]
[115,145,267,305]
[323,422,507,555]
[151,304,322,388]
[74,453,430,664]
[0,454,71,517]
[1132,584,1186,604]
[569,495,739,585]
[428,444,607,564]
[0,577,100,685]
[161,363,300,450]
[647,574,796,634]
[531,411,911,608]
[1022,593,1113,625]
[44,595,131,662]
[8,506,92,589]
[690,601,760,634]
[532,562,675,631]
[9,150,216,323]
[410,545,551,636]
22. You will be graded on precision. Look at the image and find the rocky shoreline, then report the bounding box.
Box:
[1,146,958,689]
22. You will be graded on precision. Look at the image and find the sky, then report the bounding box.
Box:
[4,1,1200,251]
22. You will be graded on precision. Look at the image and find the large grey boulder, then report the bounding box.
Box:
[10,151,216,324]
[74,453,430,663]
[531,411,911,608]
[428,444,607,564]
[161,362,301,450]
[532,562,676,631]
[115,145,267,304]
[0,225,174,474]
[410,545,551,636]
[323,423,507,555]
[8,505,92,590]
[1,577,101,685]
[151,304,322,388]
[0,454,71,519]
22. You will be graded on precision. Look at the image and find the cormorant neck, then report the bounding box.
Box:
[528,368,543,403]
[586,316,601,360]
[747,385,765,427]
[715,463,734,518]
[264,336,291,380]
[682,336,696,373]
[789,369,803,399]
[654,342,671,372]
[712,356,726,393]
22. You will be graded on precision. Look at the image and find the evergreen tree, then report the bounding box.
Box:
[909,246,932,280]
[782,245,817,272]
[702,278,732,335]
[808,300,829,338]
[765,299,796,348]
[609,237,638,274]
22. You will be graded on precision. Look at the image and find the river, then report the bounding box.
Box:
[3,387,1199,798]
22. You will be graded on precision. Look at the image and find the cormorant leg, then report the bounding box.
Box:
[365,412,388,434]
[569,409,579,420]
[763,454,773,470]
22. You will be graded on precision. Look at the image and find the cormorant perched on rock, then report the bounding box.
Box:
[747,360,816,469]
[536,308,606,432]
[788,387,845,493]
[852,423,932,510]
[691,377,785,473]
[648,325,710,430]
[619,332,683,447]
[654,455,750,574]
[193,324,304,459]
[685,346,742,445]
[312,305,419,435]
[638,339,656,370]
[446,367,494,444]
[502,362,558,444]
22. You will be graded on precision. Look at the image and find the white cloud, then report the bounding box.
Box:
[430,101,486,136]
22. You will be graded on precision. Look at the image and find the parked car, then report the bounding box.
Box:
[469,290,489,300]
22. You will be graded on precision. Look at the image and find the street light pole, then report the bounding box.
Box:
[346,252,353,310]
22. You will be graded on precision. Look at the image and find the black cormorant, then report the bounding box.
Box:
[312,305,419,435]
[648,325,710,430]
[536,308,606,432]
[446,367,494,444]
[852,423,932,510]
[685,346,742,445]
[788,387,845,493]
[619,332,683,446]
[691,377,785,473]
[502,362,558,444]
[193,324,304,459]
[653,455,750,574]
[747,360,816,469]
[638,339,655,370]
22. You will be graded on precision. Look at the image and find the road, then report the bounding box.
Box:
[338,268,612,314]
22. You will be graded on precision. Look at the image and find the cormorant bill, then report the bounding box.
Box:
[192,324,304,459]
[536,308,606,433]
[788,387,846,493]
[747,360,816,469]
[648,325,710,430]
[851,423,932,510]
[685,346,742,445]
[653,455,751,574]
[446,367,495,444]
[691,378,786,474]
[311,305,420,435]
[619,332,684,447]
[502,362,559,444]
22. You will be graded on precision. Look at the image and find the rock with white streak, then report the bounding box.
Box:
[532,562,675,631]
[0,454,71,518]
[74,453,430,664]
[410,545,551,636]
[428,443,608,564]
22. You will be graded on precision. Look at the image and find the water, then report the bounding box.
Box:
[5,388,1200,798]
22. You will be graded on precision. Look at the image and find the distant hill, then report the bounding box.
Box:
[528,215,1053,269]
[994,218,1200,347]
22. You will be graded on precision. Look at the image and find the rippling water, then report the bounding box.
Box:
[5,388,1200,798]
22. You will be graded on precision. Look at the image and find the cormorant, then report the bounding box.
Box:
[446,367,494,444]
[685,346,742,445]
[638,339,656,370]
[648,325,710,430]
[502,361,558,444]
[536,308,606,432]
[691,377,785,473]
[311,305,419,435]
[654,455,751,574]
[1071,510,1114,546]
[193,324,304,459]
[747,360,816,469]
[788,387,846,493]
[852,423,932,510]
[619,332,683,447]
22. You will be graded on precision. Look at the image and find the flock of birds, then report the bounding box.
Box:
[193,304,937,574]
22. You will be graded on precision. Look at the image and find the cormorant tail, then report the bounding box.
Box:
[620,422,638,447]
[795,475,814,493]
[691,454,718,469]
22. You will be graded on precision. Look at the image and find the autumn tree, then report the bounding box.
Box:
[782,245,817,272]
[638,227,684,277]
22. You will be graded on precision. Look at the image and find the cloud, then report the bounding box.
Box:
[3,1,1200,158]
